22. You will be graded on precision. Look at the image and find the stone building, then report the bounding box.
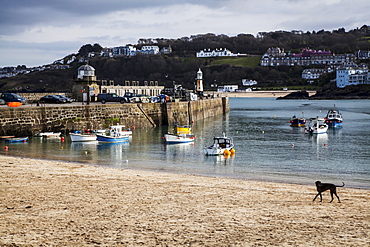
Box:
[72,64,100,101]
[100,80,164,97]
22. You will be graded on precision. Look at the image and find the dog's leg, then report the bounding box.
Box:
[329,191,334,203]
[313,192,322,202]
[333,191,341,203]
[313,193,319,201]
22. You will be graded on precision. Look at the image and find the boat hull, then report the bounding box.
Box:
[290,118,306,127]
[325,120,342,128]
[70,133,97,142]
[204,146,235,156]
[35,132,61,138]
[5,137,29,143]
[164,134,195,144]
[96,134,129,143]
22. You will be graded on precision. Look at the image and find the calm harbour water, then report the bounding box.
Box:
[1,97,370,189]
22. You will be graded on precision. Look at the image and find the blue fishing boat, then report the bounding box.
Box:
[96,125,130,143]
[325,109,343,128]
[5,137,29,143]
[290,114,306,127]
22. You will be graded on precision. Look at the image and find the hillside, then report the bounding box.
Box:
[0,55,310,92]
[1,25,370,93]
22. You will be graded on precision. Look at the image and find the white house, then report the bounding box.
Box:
[217,85,238,92]
[140,46,160,55]
[242,79,258,86]
[336,65,369,88]
[196,48,237,58]
[113,46,137,56]
[302,68,328,80]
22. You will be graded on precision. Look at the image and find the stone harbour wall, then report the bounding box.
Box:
[0,97,229,136]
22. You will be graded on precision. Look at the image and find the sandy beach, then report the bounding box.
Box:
[1,155,369,246]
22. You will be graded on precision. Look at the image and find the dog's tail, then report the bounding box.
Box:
[337,182,345,187]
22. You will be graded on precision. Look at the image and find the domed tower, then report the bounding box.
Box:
[73,64,100,102]
[196,68,203,95]
[77,64,96,80]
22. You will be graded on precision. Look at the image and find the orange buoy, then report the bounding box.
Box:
[7,102,22,107]
[224,149,231,155]
[230,148,235,154]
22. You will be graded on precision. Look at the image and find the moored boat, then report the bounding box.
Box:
[325,109,343,128]
[290,114,306,127]
[34,132,61,138]
[70,133,97,142]
[163,133,196,144]
[5,137,29,143]
[204,133,235,156]
[96,125,130,143]
[304,117,328,134]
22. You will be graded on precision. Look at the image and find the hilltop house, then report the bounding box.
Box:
[196,48,240,58]
[260,48,356,66]
[336,64,369,88]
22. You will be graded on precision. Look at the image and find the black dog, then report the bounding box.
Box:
[313,181,345,203]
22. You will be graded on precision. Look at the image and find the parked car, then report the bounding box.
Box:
[123,92,151,103]
[55,95,73,103]
[0,93,27,104]
[97,93,128,104]
[40,95,69,103]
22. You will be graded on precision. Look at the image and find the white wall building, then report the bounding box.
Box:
[217,85,238,92]
[113,46,137,56]
[336,65,369,88]
[196,48,237,58]
[302,69,328,80]
[140,46,160,55]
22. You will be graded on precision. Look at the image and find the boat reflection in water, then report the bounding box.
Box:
[97,141,130,166]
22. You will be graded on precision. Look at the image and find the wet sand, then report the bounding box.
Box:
[1,155,369,246]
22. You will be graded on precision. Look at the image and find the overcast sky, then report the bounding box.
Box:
[1,0,369,67]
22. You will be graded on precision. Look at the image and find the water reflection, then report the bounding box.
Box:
[1,98,370,188]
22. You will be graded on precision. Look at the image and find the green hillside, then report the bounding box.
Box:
[209,56,261,67]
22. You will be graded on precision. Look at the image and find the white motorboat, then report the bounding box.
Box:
[204,133,235,156]
[305,117,328,134]
[69,133,97,142]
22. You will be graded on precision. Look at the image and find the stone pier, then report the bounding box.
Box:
[0,97,229,136]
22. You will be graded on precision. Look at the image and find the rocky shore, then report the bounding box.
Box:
[1,155,369,246]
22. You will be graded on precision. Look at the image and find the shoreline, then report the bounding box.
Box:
[1,155,369,246]
[204,90,317,98]
[4,153,369,190]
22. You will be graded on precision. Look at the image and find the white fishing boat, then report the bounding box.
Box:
[69,133,97,142]
[34,132,61,138]
[204,133,235,156]
[96,125,130,143]
[163,123,195,144]
[163,133,196,144]
[304,117,328,134]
